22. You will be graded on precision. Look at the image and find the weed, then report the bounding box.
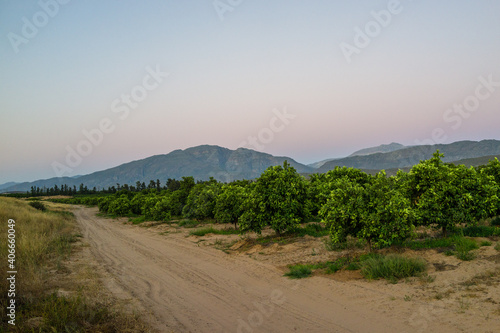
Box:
[284,265,312,279]
[130,216,147,224]
[292,223,329,237]
[462,225,500,237]
[178,219,202,228]
[190,227,240,237]
[360,254,427,282]
[480,240,492,247]
[495,243,500,251]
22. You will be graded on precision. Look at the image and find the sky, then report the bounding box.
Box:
[1,0,500,184]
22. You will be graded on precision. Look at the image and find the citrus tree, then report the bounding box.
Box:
[319,172,415,250]
[404,151,499,235]
[239,161,310,235]
[214,183,248,228]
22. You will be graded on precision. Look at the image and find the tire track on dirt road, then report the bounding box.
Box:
[75,206,457,333]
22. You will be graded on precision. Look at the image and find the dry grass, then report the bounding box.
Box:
[0,197,152,332]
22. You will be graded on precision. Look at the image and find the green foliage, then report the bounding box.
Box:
[309,167,371,215]
[405,151,499,235]
[292,223,329,237]
[239,161,311,235]
[189,227,240,236]
[178,219,202,228]
[182,179,221,220]
[214,183,247,226]
[360,254,427,282]
[320,171,415,249]
[491,216,500,227]
[403,237,455,250]
[107,195,132,216]
[461,225,500,237]
[29,201,47,211]
[284,265,313,279]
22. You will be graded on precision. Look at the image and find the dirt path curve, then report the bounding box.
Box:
[75,206,457,333]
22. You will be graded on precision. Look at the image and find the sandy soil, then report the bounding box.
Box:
[74,206,500,332]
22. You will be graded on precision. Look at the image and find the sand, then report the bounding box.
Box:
[74,206,500,332]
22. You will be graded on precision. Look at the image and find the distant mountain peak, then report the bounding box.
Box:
[349,142,406,157]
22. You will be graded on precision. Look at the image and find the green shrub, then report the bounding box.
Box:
[29,201,47,211]
[284,265,312,279]
[361,254,427,282]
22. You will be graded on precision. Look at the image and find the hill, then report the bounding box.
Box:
[2,145,313,192]
[348,142,407,157]
[317,140,500,173]
[309,142,408,169]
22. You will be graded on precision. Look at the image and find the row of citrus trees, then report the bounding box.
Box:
[61,152,500,249]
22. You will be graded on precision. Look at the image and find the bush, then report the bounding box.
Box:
[284,265,312,279]
[107,196,131,216]
[29,201,47,211]
[491,216,500,227]
[361,254,427,282]
[239,162,310,235]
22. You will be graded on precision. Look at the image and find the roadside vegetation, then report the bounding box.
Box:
[0,197,150,332]
[6,152,500,283]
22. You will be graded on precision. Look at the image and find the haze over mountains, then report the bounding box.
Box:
[3,140,500,193]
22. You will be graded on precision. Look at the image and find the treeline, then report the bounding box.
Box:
[19,179,195,197]
[51,151,500,249]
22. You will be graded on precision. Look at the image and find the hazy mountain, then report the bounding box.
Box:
[349,142,407,157]
[317,140,500,173]
[2,145,313,192]
[309,142,407,169]
[3,140,500,193]
[0,182,19,191]
[308,158,340,169]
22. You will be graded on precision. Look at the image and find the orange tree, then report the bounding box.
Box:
[239,161,310,235]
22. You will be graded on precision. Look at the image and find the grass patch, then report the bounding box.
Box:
[480,240,492,247]
[292,223,329,237]
[323,236,366,251]
[178,219,202,228]
[284,265,313,279]
[403,237,454,250]
[462,225,500,237]
[0,197,149,332]
[189,227,240,237]
[28,200,47,211]
[495,243,500,251]
[360,254,427,283]
[129,216,147,225]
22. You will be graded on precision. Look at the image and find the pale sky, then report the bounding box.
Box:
[1,0,500,183]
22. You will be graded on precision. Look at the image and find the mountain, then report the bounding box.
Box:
[309,142,407,169]
[349,142,407,157]
[0,182,19,191]
[317,140,500,173]
[2,145,314,192]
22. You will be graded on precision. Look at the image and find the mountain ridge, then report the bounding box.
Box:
[3,140,500,193]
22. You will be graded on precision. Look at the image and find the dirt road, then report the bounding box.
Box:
[75,207,460,333]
